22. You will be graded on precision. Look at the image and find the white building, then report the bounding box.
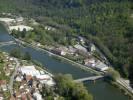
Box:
[77,36,85,44]
[74,44,87,52]
[84,58,96,67]
[95,61,109,71]
[68,46,77,55]
[18,66,40,76]
[18,66,55,86]
[16,17,24,22]
[90,43,96,52]
[33,92,43,100]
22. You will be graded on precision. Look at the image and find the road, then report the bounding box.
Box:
[117,78,133,94]
[9,58,20,95]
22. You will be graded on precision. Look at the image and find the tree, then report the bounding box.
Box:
[54,74,93,100]
[128,57,133,88]
[107,68,120,81]
[23,52,31,60]
[10,48,21,58]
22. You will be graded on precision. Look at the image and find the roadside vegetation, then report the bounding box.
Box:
[107,68,120,81]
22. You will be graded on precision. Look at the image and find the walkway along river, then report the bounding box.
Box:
[0,24,130,100]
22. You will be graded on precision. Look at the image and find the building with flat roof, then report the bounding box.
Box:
[74,44,88,53]
[95,61,109,71]
[18,66,55,86]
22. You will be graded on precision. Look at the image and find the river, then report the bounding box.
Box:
[0,24,129,100]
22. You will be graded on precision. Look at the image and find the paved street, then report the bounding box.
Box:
[9,58,20,95]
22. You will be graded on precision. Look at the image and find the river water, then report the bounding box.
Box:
[0,24,129,100]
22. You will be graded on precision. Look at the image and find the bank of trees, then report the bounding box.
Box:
[41,74,93,100]
[10,48,31,60]
[55,74,93,100]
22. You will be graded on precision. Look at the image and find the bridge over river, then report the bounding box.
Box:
[74,75,104,82]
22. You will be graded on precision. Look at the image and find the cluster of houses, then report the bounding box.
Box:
[0,52,55,99]
[84,58,109,72]
[51,36,96,56]
[51,44,89,56]
[11,65,55,100]
[3,56,16,76]
[0,53,17,99]
[49,36,109,72]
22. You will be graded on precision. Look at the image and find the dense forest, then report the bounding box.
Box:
[0,0,133,87]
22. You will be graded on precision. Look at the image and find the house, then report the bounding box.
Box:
[51,48,67,56]
[87,43,96,52]
[8,64,14,70]
[74,44,88,53]
[84,58,96,67]
[33,91,43,100]
[15,75,23,82]
[90,43,96,52]
[0,80,7,91]
[27,93,33,100]
[37,43,41,47]
[0,93,3,100]
[15,92,21,99]
[45,26,55,31]
[18,66,40,76]
[9,57,14,61]
[5,69,11,76]
[21,94,27,100]
[36,74,55,86]
[26,75,33,81]
[16,17,24,23]
[77,36,85,44]
[68,46,77,55]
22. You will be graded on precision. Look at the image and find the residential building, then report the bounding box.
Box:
[0,93,3,100]
[51,48,67,56]
[74,44,88,53]
[68,46,77,55]
[95,61,109,71]
[84,58,96,67]
[33,91,43,100]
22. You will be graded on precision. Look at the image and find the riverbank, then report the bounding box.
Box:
[15,38,103,76]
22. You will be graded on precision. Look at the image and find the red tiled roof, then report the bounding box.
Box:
[26,75,33,81]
